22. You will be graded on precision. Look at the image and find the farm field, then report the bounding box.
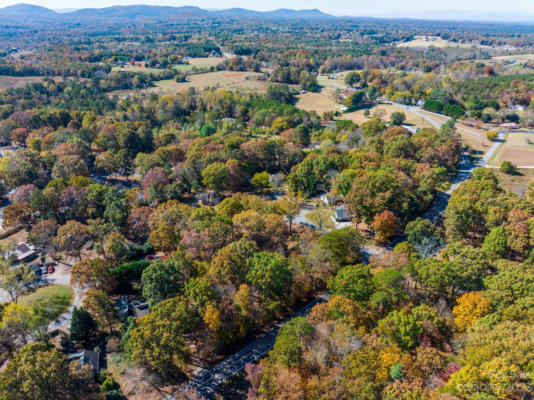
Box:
[488,132,534,166]
[342,103,435,129]
[112,64,159,73]
[153,71,275,93]
[0,75,45,90]
[398,35,490,49]
[187,56,226,66]
[295,89,341,114]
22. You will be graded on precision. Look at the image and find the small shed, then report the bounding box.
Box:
[129,300,150,318]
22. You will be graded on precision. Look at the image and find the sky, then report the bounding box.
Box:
[2,0,534,19]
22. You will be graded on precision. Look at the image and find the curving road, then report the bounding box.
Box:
[164,293,330,399]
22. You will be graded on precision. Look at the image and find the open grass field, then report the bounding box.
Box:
[112,65,160,73]
[489,132,534,166]
[398,36,489,49]
[187,56,225,66]
[0,75,44,90]
[317,73,350,90]
[19,284,73,319]
[493,169,534,197]
[295,89,342,114]
[491,54,534,62]
[342,104,435,129]
[153,71,274,93]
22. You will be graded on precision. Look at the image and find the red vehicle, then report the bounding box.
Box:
[47,266,55,274]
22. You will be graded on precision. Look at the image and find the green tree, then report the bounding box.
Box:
[306,208,335,232]
[405,217,443,257]
[141,255,192,306]
[202,162,228,192]
[127,296,198,378]
[82,289,119,334]
[319,227,362,266]
[246,251,292,299]
[269,317,313,368]
[344,71,361,87]
[377,310,423,350]
[500,160,517,175]
[0,342,97,400]
[327,264,374,303]
[70,307,96,343]
[0,265,34,303]
[251,171,272,193]
[390,112,406,126]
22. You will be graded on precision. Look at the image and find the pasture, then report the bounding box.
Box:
[489,132,534,167]
[154,71,274,93]
[295,89,341,114]
[0,75,44,90]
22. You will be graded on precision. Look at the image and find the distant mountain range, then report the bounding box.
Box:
[0,3,334,22]
[2,3,533,24]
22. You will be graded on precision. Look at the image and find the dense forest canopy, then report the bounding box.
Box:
[0,5,533,400]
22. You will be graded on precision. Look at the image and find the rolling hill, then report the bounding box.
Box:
[0,3,334,22]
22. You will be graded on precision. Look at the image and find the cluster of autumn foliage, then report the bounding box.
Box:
[247,170,534,400]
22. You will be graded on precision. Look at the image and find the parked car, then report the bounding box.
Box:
[47,266,55,274]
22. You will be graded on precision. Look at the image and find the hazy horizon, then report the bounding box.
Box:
[3,0,534,21]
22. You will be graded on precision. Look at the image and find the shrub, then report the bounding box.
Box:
[500,160,517,174]
[390,112,406,126]
[423,99,443,113]
[485,130,498,141]
[443,104,465,119]
[111,261,150,292]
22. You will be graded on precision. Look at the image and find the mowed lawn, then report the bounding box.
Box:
[489,132,534,166]
[19,284,73,320]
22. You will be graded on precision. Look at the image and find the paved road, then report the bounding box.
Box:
[164,293,330,399]
[163,108,506,399]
